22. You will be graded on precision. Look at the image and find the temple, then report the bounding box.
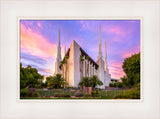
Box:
[54,25,111,89]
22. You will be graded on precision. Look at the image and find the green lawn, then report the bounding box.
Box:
[36,89,77,97]
[20,88,140,99]
[21,97,114,99]
[35,89,127,97]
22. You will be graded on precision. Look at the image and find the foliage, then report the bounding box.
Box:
[90,75,103,88]
[20,88,29,97]
[30,92,40,97]
[114,88,140,99]
[75,91,83,97]
[60,60,66,64]
[117,82,123,88]
[113,83,117,87]
[91,89,101,97]
[109,83,113,87]
[41,82,47,88]
[80,55,84,61]
[109,82,123,88]
[79,77,91,87]
[46,74,67,89]
[54,93,70,97]
[121,76,128,87]
[20,89,40,97]
[136,83,140,90]
[122,53,140,86]
[46,76,54,88]
[79,75,103,88]
[64,56,69,59]
[84,93,91,98]
[20,63,44,89]
[86,56,90,60]
[66,86,77,89]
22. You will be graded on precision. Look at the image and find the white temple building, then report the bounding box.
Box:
[54,25,111,89]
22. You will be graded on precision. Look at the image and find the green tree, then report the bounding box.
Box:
[121,76,128,87]
[20,63,44,89]
[90,75,103,89]
[46,74,67,89]
[109,83,114,87]
[79,76,103,88]
[122,53,140,86]
[79,77,90,87]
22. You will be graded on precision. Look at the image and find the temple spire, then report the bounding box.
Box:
[64,46,66,54]
[98,24,102,59]
[105,42,109,73]
[57,28,62,61]
[54,28,62,75]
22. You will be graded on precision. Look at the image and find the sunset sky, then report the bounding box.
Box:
[20,20,140,79]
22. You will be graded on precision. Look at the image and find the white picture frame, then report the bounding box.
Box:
[0,0,160,119]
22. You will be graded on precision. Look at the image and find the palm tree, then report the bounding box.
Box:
[79,76,103,88]
[90,75,103,90]
[86,56,90,76]
[46,74,67,89]
[79,77,91,87]
[61,56,69,83]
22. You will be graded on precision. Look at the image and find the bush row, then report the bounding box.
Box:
[20,89,40,97]
[109,82,123,88]
[114,88,140,99]
[54,93,70,97]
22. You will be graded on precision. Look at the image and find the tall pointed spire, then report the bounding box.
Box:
[64,46,66,54]
[54,28,62,75]
[98,24,102,59]
[105,42,109,73]
[57,28,62,61]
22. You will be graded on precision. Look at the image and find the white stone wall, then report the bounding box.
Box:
[67,41,74,86]
[104,72,111,87]
[54,59,61,75]
[97,58,105,89]
[72,41,81,87]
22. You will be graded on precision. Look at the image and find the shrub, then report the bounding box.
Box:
[118,83,123,88]
[114,88,140,99]
[84,93,91,98]
[54,93,70,97]
[75,92,83,97]
[91,90,101,97]
[31,92,40,97]
[114,95,129,99]
[109,83,113,87]
[54,89,63,92]
[128,89,140,99]
[66,87,77,89]
[63,94,70,97]
[20,89,29,97]
[113,83,117,87]
[136,83,140,90]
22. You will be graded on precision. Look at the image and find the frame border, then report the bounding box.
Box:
[0,0,159,119]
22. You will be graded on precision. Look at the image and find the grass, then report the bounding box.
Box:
[20,97,114,99]
[20,88,140,99]
[36,89,126,97]
[36,89,76,97]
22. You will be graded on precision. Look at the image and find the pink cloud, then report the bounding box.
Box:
[122,46,140,58]
[79,21,90,31]
[44,69,54,74]
[20,23,57,60]
[109,60,125,79]
[37,22,42,28]
[110,27,125,36]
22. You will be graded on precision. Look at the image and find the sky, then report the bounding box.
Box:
[20,20,140,79]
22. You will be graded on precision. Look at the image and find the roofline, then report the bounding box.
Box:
[80,48,99,69]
